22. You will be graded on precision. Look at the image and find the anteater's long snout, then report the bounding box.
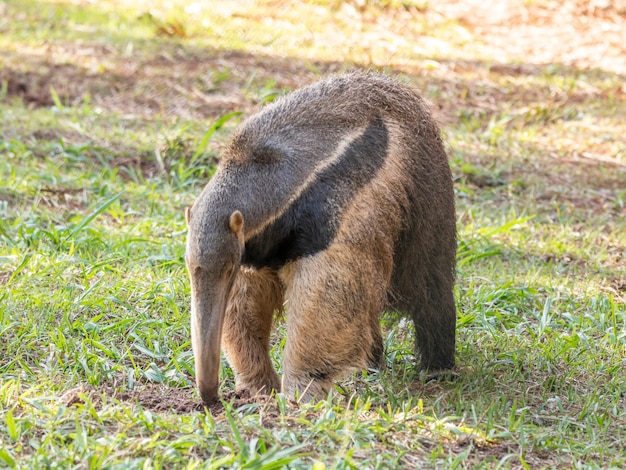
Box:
[189,269,231,406]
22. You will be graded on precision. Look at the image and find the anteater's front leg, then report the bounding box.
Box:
[280,245,387,401]
[222,267,283,395]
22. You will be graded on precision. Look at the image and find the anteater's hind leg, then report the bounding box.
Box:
[409,241,456,371]
[222,267,283,395]
[280,245,388,401]
[411,270,456,371]
[390,197,456,372]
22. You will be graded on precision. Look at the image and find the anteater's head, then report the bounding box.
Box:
[185,200,245,406]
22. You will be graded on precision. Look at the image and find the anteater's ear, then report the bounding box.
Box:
[184,206,191,226]
[229,210,244,235]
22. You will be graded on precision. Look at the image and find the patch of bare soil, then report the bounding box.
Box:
[37,187,88,212]
[61,383,282,417]
[1,0,624,152]
[434,0,626,75]
[0,45,334,120]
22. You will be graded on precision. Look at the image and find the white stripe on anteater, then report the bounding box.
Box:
[243,126,367,242]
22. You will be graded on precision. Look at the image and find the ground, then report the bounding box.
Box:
[0,0,625,468]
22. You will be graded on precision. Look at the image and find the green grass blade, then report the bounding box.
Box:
[191,111,242,164]
[0,448,16,467]
[64,191,125,242]
[6,253,32,285]
[224,404,247,457]
[49,85,65,110]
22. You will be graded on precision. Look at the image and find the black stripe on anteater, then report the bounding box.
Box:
[242,117,389,269]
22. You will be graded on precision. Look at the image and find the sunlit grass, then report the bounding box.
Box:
[1,0,625,467]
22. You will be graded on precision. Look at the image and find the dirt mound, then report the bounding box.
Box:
[62,384,281,415]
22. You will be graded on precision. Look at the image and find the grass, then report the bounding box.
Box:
[1,0,625,468]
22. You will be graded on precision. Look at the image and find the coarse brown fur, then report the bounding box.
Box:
[222,267,283,394]
[185,70,456,404]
